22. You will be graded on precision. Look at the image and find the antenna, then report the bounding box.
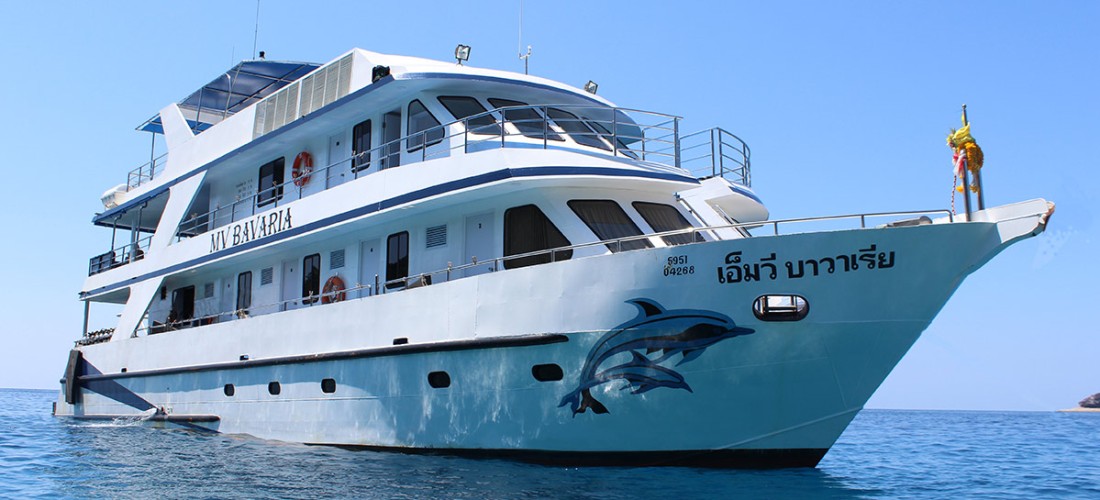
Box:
[518,0,532,74]
[252,0,261,59]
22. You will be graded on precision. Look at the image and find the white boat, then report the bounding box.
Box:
[54,48,1053,467]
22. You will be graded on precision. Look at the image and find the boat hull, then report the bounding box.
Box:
[55,201,1051,467]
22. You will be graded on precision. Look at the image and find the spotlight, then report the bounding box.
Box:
[455,44,471,65]
[584,80,598,94]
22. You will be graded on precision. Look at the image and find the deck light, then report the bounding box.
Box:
[455,44,471,65]
[584,81,598,94]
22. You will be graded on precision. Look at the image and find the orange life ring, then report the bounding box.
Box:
[292,151,313,187]
[322,275,345,304]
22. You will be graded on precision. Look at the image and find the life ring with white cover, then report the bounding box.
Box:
[322,275,346,304]
[292,151,313,187]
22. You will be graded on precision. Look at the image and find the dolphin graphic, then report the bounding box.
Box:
[559,298,754,416]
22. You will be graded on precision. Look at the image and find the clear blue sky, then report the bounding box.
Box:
[1,1,1095,410]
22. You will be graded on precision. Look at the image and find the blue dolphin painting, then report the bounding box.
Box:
[559,298,755,416]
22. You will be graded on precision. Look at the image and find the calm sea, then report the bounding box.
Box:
[1,389,1096,499]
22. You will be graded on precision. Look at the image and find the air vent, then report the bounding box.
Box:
[254,54,354,139]
[330,249,345,269]
[203,282,214,299]
[426,225,447,248]
[260,267,274,285]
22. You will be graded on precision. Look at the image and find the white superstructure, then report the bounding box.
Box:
[54,48,1053,467]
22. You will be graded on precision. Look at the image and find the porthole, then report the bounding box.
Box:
[531,364,563,382]
[427,371,451,388]
[321,378,337,394]
[268,381,281,395]
[752,295,809,322]
[224,384,235,397]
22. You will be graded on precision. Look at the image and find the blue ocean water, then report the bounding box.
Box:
[1,389,1096,499]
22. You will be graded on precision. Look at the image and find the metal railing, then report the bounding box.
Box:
[681,128,751,186]
[131,208,951,336]
[173,105,691,240]
[88,234,153,276]
[127,153,168,191]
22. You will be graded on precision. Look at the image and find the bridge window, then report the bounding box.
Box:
[568,200,652,252]
[438,96,500,135]
[547,108,609,150]
[633,202,702,246]
[257,157,285,207]
[407,100,444,152]
[504,205,572,269]
[488,98,562,141]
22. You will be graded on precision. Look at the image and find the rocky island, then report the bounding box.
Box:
[1059,393,1100,412]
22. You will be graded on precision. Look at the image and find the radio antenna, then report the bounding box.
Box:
[252,0,261,59]
[518,0,532,74]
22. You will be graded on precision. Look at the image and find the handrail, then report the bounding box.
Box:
[130,207,951,337]
[172,104,689,240]
[127,153,168,192]
[88,234,153,276]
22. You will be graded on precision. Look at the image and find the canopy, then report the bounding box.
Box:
[137,59,320,134]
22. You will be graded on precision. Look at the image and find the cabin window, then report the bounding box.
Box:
[428,371,451,389]
[168,285,195,328]
[503,205,573,269]
[257,157,285,207]
[752,295,810,322]
[568,200,652,252]
[268,381,281,395]
[386,231,409,289]
[438,96,500,135]
[406,99,444,152]
[488,98,562,141]
[352,119,372,172]
[236,271,252,314]
[632,202,703,246]
[302,254,321,303]
[531,364,564,382]
[321,378,337,394]
[382,111,401,169]
[223,384,235,397]
[547,108,610,150]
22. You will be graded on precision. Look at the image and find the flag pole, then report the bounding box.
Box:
[961,104,973,218]
[962,105,985,210]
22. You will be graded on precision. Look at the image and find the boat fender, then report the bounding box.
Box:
[292,151,313,187]
[322,275,346,304]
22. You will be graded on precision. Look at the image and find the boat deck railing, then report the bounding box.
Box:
[126,153,168,192]
[97,104,752,277]
[88,234,152,276]
[127,208,950,338]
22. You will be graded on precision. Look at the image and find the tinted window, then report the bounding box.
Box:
[438,96,500,135]
[257,157,285,207]
[428,371,451,388]
[321,378,337,394]
[236,271,252,313]
[223,384,235,397]
[352,119,371,172]
[532,364,564,382]
[302,254,320,303]
[568,200,652,252]
[547,108,610,150]
[386,231,409,288]
[406,99,444,152]
[488,98,562,141]
[268,381,281,395]
[632,202,703,246]
[504,205,572,269]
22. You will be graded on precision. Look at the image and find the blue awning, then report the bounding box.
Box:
[137,59,320,134]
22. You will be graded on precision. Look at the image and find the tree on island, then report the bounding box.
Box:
[1080,393,1100,409]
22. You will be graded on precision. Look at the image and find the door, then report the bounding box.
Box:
[359,239,380,298]
[281,259,299,311]
[382,110,401,169]
[464,212,495,277]
[327,133,349,188]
